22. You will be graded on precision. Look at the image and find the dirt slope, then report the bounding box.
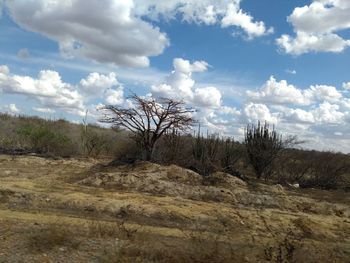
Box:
[0,155,349,262]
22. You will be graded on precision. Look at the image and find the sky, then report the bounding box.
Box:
[1,0,350,152]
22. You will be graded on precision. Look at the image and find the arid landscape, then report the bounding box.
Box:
[2,1,350,262]
[0,154,349,262]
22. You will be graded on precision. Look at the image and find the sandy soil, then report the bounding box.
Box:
[0,155,349,262]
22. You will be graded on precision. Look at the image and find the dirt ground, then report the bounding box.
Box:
[0,154,349,262]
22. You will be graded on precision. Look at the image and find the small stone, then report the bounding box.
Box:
[59,247,66,252]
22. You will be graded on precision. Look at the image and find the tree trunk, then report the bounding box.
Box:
[142,145,153,161]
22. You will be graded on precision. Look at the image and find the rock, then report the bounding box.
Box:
[275,184,284,191]
[59,247,66,252]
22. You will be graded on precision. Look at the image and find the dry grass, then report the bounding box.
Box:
[0,155,349,262]
[26,223,80,253]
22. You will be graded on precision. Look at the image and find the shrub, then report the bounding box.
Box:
[300,151,349,189]
[27,224,79,252]
[274,150,312,185]
[17,123,75,156]
[81,125,110,157]
[218,138,243,176]
[245,121,283,180]
[192,133,220,176]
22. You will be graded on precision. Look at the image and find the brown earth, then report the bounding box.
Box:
[0,154,349,262]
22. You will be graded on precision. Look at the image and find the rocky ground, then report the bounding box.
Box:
[0,154,349,262]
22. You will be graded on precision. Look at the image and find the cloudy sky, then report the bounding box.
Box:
[1,0,350,152]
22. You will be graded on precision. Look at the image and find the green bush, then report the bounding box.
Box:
[17,123,76,156]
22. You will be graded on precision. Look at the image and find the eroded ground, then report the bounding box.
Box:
[0,155,349,262]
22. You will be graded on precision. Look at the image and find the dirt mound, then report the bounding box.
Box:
[78,162,350,217]
[79,161,248,203]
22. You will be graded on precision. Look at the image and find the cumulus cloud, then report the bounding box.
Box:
[221,3,273,38]
[247,76,343,106]
[0,67,85,115]
[4,0,271,68]
[277,0,350,54]
[104,88,124,105]
[151,58,221,109]
[243,103,278,124]
[241,75,350,151]
[135,0,273,38]
[343,82,350,90]
[0,65,125,116]
[2,103,20,114]
[312,102,344,124]
[149,58,240,134]
[79,72,118,96]
[286,108,315,124]
[193,87,222,108]
[247,76,311,105]
[6,0,169,67]
[306,84,342,103]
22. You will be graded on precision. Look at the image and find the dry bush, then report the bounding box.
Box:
[153,129,192,166]
[218,138,245,177]
[274,149,350,189]
[85,220,138,240]
[81,124,116,158]
[97,228,238,263]
[264,230,300,263]
[300,151,350,189]
[191,133,220,176]
[27,223,80,252]
[111,136,142,163]
[274,150,312,185]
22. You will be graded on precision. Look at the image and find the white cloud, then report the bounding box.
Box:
[104,88,124,105]
[2,103,20,114]
[312,102,344,124]
[4,0,271,68]
[277,0,350,54]
[305,84,342,103]
[288,108,315,124]
[247,76,343,106]
[193,86,221,108]
[247,76,311,105]
[151,58,221,109]
[342,82,350,90]
[33,107,56,114]
[134,0,272,38]
[0,65,127,116]
[243,103,278,124]
[221,3,273,38]
[286,69,297,75]
[79,72,118,96]
[6,0,169,67]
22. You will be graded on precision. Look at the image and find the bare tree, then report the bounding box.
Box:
[100,95,196,161]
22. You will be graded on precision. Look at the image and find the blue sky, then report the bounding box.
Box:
[1,0,350,152]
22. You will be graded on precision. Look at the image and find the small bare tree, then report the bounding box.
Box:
[100,95,195,161]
